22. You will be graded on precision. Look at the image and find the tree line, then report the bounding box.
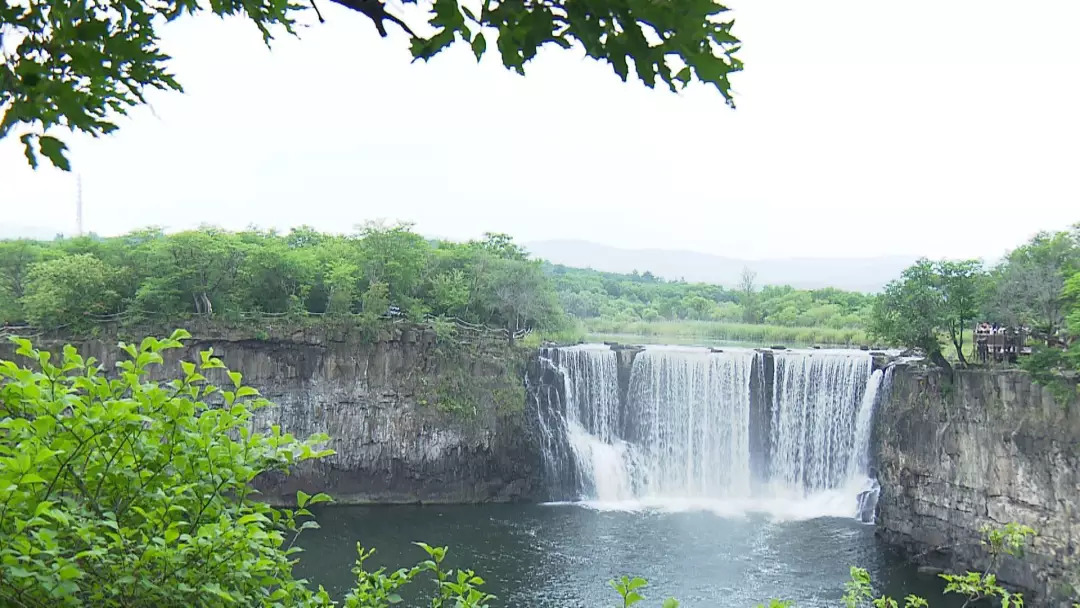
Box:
[0,224,565,337]
[869,224,1080,381]
[548,264,874,330]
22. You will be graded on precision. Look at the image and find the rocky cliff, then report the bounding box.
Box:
[0,325,546,505]
[874,364,1080,605]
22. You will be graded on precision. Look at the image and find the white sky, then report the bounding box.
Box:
[1,0,1078,260]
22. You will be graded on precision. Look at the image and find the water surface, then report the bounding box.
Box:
[297,504,953,607]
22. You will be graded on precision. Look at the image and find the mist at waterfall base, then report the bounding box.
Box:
[294,346,955,606]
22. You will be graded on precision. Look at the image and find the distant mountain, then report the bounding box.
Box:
[525,240,916,293]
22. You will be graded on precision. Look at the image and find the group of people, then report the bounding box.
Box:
[974,322,1029,364]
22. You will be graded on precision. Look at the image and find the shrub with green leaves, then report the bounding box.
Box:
[0,331,508,607]
[0,330,337,607]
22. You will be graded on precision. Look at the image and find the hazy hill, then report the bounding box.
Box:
[526,240,916,293]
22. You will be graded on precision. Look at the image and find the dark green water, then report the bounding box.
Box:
[296,504,954,607]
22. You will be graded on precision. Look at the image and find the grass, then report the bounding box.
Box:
[580,319,870,347]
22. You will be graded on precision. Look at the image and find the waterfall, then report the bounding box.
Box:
[625,348,755,500]
[768,352,872,493]
[536,345,886,521]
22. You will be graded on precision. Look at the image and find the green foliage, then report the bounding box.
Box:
[3,0,740,171]
[983,523,1037,559]
[609,575,678,608]
[869,258,984,367]
[341,542,494,608]
[0,331,337,607]
[0,226,566,339]
[984,228,1080,341]
[1000,227,1080,401]
[20,253,123,331]
[549,264,875,337]
[0,240,45,323]
[836,524,1040,608]
[361,281,390,316]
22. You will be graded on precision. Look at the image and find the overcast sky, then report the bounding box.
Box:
[1,0,1078,260]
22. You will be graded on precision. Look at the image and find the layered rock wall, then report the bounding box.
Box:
[0,326,544,505]
[874,364,1080,605]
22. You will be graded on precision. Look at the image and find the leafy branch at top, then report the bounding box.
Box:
[1,0,741,171]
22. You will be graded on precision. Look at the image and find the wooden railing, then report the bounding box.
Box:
[3,311,532,343]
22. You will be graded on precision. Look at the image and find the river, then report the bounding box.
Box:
[296,503,954,607]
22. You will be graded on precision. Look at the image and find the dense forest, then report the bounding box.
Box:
[0,224,565,336]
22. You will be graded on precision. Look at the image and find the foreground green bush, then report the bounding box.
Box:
[0,333,496,607]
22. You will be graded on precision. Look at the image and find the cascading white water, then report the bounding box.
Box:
[539,345,886,520]
[768,352,872,493]
[849,369,884,479]
[554,346,633,501]
[626,348,755,500]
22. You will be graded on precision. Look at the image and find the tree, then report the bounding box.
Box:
[937,259,982,366]
[1019,268,1080,402]
[137,228,247,315]
[481,258,562,341]
[739,266,759,324]
[2,0,742,171]
[869,258,984,371]
[985,229,1079,346]
[0,240,44,323]
[473,232,528,261]
[20,253,123,330]
[324,259,361,315]
[356,222,429,304]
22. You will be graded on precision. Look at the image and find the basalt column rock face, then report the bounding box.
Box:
[874,364,1080,605]
[0,328,547,505]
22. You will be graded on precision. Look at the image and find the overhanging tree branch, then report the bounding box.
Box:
[328,0,416,37]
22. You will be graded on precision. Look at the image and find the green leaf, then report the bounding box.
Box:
[228,370,242,388]
[58,563,82,580]
[236,386,259,398]
[20,134,38,169]
[38,136,72,171]
[20,473,47,484]
[296,490,311,508]
[471,33,486,62]
[308,493,333,505]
